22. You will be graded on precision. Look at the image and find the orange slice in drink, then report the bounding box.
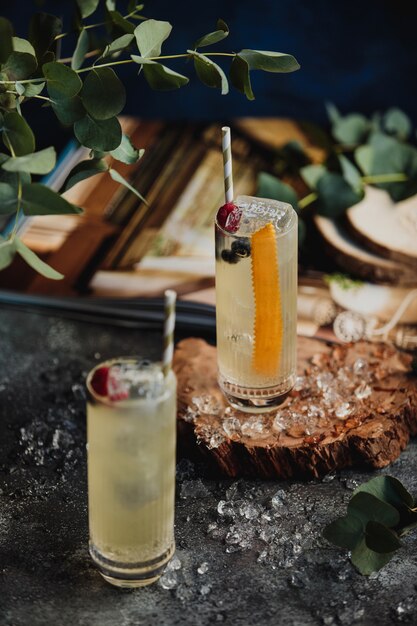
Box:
[251,222,282,376]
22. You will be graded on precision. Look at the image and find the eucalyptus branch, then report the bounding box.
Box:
[298,192,317,209]
[31,95,51,102]
[362,173,408,184]
[297,172,408,210]
[0,77,46,85]
[0,7,300,278]
[76,52,236,74]
[53,7,146,43]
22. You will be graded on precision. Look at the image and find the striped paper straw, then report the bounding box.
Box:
[162,289,177,377]
[221,126,234,203]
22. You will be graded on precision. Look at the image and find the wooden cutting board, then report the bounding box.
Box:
[174,337,417,479]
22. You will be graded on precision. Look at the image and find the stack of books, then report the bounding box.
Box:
[0,117,364,341]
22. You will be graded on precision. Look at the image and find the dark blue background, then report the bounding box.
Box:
[2,0,417,146]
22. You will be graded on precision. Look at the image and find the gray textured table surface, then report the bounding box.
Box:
[1,308,416,626]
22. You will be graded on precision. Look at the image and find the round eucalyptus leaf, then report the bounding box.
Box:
[134,19,172,58]
[12,37,36,57]
[110,134,143,164]
[323,514,363,550]
[81,68,126,120]
[353,475,414,510]
[1,146,56,174]
[52,95,85,126]
[74,114,122,151]
[102,34,134,58]
[332,113,370,145]
[2,52,38,81]
[348,492,400,528]
[368,132,417,201]
[189,50,228,94]
[351,536,395,576]
[194,19,229,48]
[230,55,254,100]
[132,57,189,91]
[365,521,402,554]
[1,111,35,156]
[76,0,100,19]
[383,107,412,140]
[21,182,83,215]
[63,157,108,191]
[43,61,82,100]
[316,171,363,217]
[238,49,300,73]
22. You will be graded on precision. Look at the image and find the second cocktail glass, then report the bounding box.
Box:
[215,194,298,412]
[86,358,177,588]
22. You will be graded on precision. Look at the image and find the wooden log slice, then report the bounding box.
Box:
[314,214,417,286]
[345,186,417,269]
[174,337,417,479]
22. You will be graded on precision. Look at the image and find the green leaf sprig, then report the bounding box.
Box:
[256,105,417,243]
[323,476,417,575]
[0,2,300,278]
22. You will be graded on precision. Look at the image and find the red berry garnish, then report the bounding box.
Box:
[216,202,242,233]
[90,366,109,396]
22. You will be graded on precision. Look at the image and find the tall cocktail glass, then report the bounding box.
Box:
[215,195,297,412]
[86,358,177,588]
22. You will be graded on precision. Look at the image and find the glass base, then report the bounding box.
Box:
[89,542,175,588]
[219,374,295,413]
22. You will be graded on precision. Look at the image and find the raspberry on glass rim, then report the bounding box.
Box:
[216,202,242,233]
[90,366,109,397]
[90,366,129,401]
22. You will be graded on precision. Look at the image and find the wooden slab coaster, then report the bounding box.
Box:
[173,337,417,479]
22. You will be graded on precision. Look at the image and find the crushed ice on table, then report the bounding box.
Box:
[241,415,270,439]
[167,555,182,571]
[200,584,212,596]
[354,382,372,400]
[222,417,241,439]
[335,402,354,419]
[183,352,380,446]
[204,479,322,571]
[208,432,225,449]
[197,562,209,575]
[159,570,178,590]
[180,478,210,499]
[353,357,369,378]
[394,596,416,621]
[191,395,221,416]
[19,415,81,473]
